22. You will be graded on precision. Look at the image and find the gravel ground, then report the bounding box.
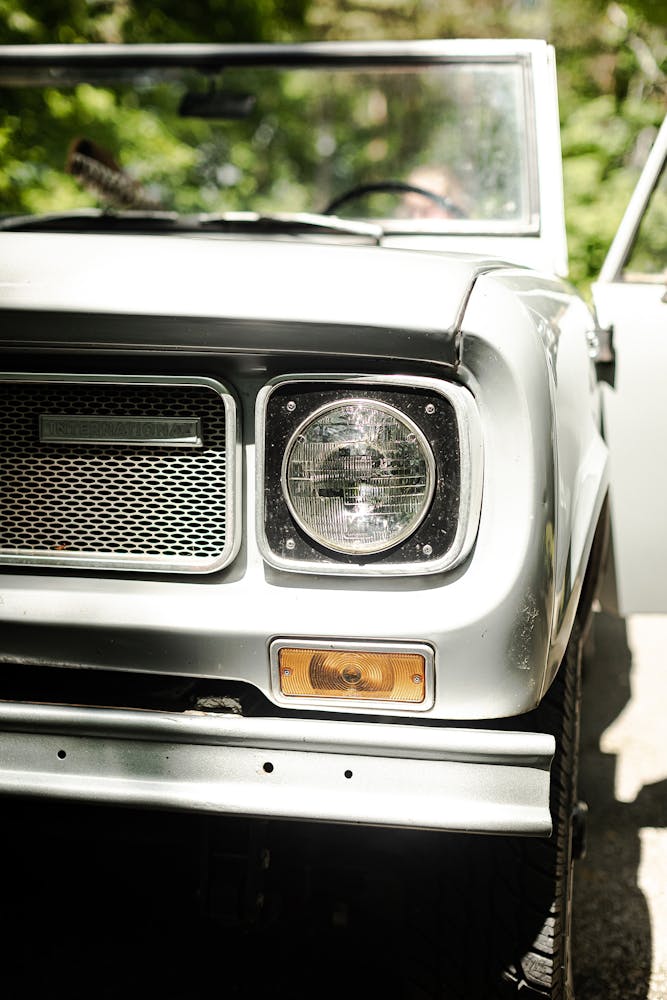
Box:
[574,612,667,1000]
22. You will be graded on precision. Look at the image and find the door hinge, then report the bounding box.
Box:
[588,325,615,387]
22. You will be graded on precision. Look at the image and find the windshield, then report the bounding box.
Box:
[1,58,535,231]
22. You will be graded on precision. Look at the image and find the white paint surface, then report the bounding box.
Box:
[601,616,667,802]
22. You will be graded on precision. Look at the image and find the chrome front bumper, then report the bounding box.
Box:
[0,704,555,835]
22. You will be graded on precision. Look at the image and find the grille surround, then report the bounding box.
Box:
[0,373,240,573]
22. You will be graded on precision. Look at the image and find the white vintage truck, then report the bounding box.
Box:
[0,39,663,998]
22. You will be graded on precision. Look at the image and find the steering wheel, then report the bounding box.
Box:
[323,180,466,219]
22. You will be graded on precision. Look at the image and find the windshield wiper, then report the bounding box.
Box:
[0,208,383,242]
[0,209,184,232]
[197,211,382,241]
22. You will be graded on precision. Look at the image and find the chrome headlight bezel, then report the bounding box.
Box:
[256,374,483,577]
[280,397,437,556]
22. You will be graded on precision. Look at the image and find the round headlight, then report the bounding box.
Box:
[281,399,435,555]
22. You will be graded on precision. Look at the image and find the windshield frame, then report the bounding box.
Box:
[0,39,566,269]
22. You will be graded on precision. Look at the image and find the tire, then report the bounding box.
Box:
[398,624,583,1000]
[497,620,582,999]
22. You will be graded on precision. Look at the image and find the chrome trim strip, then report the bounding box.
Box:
[378,218,540,237]
[269,638,435,712]
[0,39,556,73]
[0,703,554,835]
[0,372,241,574]
[256,373,483,576]
[39,413,203,448]
[598,114,667,284]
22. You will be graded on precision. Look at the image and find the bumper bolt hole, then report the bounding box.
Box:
[57,750,66,760]
[263,762,274,774]
[344,769,353,779]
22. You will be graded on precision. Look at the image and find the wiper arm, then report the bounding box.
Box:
[197,211,383,242]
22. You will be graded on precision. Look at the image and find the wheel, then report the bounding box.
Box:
[397,625,583,1000]
[322,180,466,219]
[497,621,582,998]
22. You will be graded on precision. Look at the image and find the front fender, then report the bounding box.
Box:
[460,269,608,709]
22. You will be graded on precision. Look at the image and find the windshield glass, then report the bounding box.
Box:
[1,59,534,231]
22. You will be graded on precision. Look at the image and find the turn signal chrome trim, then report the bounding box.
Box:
[270,638,434,713]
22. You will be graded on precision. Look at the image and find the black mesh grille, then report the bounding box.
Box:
[0,379,230,570]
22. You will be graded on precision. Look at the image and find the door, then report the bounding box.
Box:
[594,116,667,613]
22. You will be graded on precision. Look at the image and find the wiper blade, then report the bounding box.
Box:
[197,211,383,241]
[0,209,183,232]
[0,209,383,242]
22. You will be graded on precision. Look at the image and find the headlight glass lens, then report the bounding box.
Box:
[282,399,435,554]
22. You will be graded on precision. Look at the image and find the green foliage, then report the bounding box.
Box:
[0,0,311,216]
[560,92,663,285]
[0,0,310,44]
[299,0,667,291]
[551,2,666,291]
[122,0,310,44]
[0,0,665,290]
[624,165,667,274]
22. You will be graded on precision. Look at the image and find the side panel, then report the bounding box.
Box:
[596,283,667,613]
[594,116,667,614]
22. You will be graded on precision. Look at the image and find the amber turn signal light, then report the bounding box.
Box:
[277,646,426,703]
